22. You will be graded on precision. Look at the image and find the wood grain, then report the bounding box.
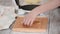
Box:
[12,16,48,32]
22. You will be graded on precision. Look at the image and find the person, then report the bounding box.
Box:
[22,0,60,26]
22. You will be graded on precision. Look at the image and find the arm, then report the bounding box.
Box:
[31,0,60,15]
[23,0,60,26]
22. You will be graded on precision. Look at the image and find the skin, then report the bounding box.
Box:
[22,0,60,26]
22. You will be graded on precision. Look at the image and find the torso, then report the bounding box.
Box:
[16,0,50,10]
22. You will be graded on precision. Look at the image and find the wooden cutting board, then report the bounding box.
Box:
[12,16,48,32]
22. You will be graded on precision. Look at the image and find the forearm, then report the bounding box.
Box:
[31,0,60,15]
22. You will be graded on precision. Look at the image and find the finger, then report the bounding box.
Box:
[23,16,27,25]
[25,16,31,26]
[26,18,31,26]
[26,14,34,26]
[29,20,34,26]
[24,15,31,26]
[30,17,35,26]
[23,16,30,26]
[26,15,33,26]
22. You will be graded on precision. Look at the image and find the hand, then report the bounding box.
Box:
[22,11,38,26]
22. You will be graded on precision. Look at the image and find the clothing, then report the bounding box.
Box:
[15,0,49,10]
[0,6,16,30]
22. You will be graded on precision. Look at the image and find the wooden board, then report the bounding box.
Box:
[12,16,48,32]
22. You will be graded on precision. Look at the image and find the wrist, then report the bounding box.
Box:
[31,10,40,16]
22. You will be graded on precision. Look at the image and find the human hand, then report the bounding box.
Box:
[22,11,38,26]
